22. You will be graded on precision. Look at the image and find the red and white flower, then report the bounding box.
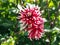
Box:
[19,4,44,40]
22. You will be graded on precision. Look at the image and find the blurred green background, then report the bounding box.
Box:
[0,0,60,45]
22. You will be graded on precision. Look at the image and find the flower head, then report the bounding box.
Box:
[19,4,44,40]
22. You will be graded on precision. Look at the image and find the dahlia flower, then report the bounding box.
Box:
[19,4,44,40]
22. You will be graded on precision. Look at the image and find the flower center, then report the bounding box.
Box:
[27,12,32,17]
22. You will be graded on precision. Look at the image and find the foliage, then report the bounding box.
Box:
[0,0,60,45]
